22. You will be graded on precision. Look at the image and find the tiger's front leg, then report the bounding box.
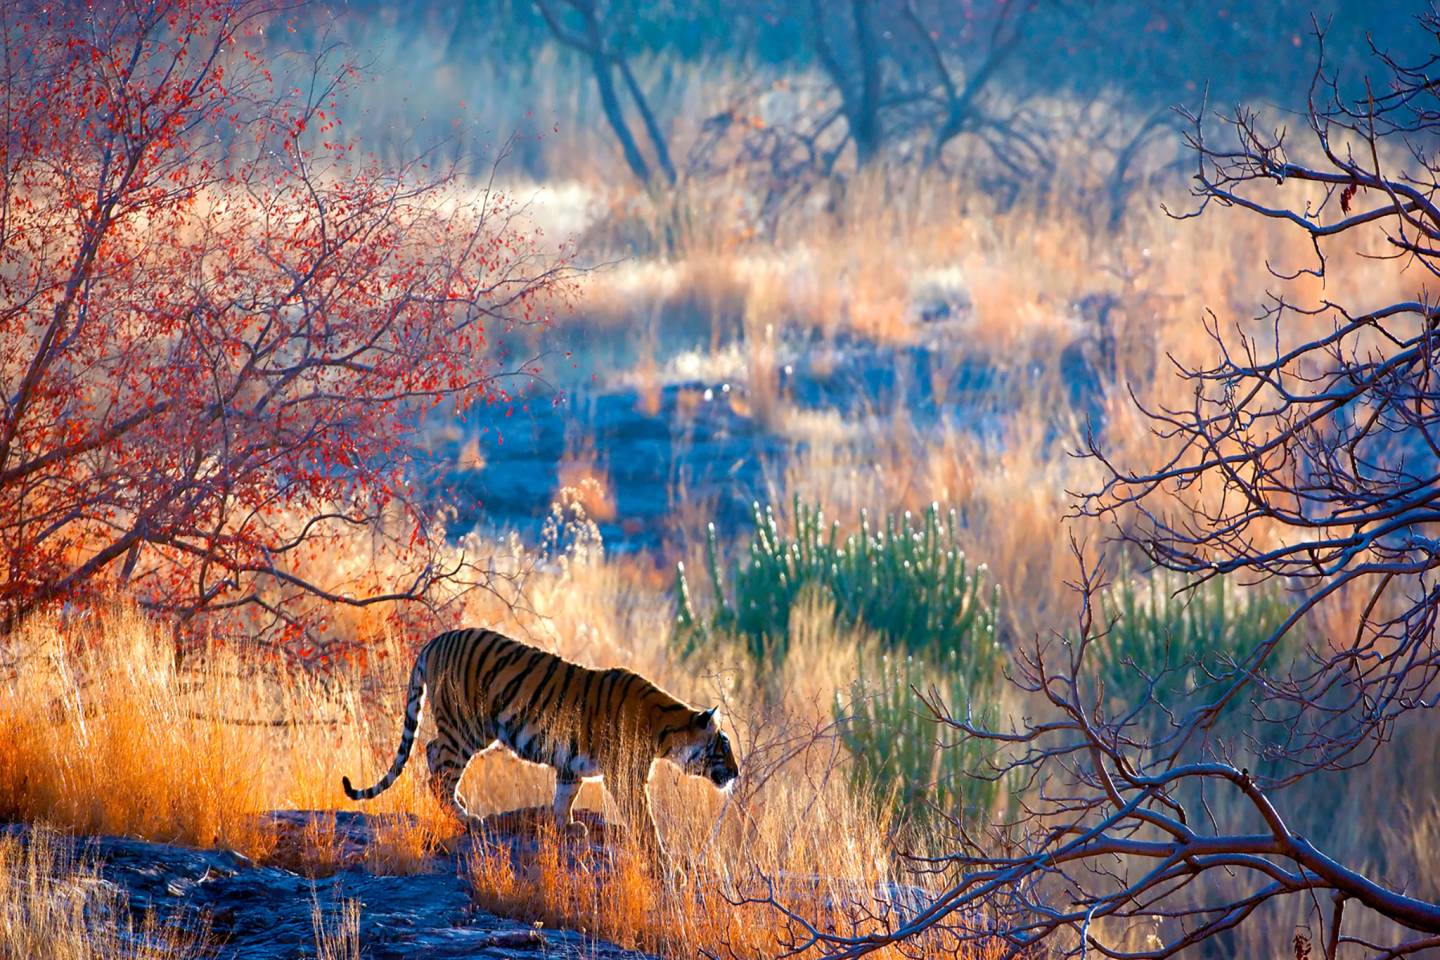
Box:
[553,773,588,840]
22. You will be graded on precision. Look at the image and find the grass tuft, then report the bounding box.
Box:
[0,827,207,960]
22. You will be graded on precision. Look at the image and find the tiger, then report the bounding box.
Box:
[341,627,739,868]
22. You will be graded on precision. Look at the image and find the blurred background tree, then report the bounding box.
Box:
[309,0,1426,207]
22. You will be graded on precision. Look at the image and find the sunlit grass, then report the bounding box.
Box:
[0,586,947,957]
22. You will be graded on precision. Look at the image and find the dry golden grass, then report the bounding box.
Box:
[6,514,1440,958]
[0,607,273,856]
[312,895,363,960]
[462,674,962,960]
[562,147,1418,410]
[464,829,944,960]
[0,602,468,862]
[0,569,963,957]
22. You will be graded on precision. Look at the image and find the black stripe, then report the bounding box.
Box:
[576,668,598,752]
[616,670,636,713]
[597,670,618,721]
[495,650,545,712]
[579,666,596,706]
[437,631,463,663]
[478,645,525,695]
[514,657,566,758]
[519,654,563,719]
[434,698,460,732]
[656,722,689,744]
[458,631,488,693]
[459,633,499,742]
[530,661,574,732]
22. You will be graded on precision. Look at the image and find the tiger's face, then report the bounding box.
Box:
[674,709,739,788]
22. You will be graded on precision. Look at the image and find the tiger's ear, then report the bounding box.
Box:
[698,707,717,726]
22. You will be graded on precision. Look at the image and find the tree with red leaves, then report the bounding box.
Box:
[0,0,572,651]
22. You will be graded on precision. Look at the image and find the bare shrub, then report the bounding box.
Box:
[765,13,1440,958]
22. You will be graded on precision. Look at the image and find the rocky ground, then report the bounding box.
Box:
[5,809,652,960]
[442,326,1086,553]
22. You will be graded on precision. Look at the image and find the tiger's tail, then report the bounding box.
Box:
[342,649,428,801]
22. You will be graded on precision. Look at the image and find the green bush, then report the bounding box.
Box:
[837,648,1007,830]
[1091,572,1294,760]
[673,497,1002,673]
[672,498,1007,830]
[1095,573,1289,701]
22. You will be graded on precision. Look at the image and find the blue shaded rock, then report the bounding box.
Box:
[2,812,652,960]
[435,331,1080,555]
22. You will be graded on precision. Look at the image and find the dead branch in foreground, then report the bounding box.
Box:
[757,11,1440,958]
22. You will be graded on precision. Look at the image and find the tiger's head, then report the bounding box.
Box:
[669,707,738,789]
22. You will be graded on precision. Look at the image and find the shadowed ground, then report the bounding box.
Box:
[4,810,650,960]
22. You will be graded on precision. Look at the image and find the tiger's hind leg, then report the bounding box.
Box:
[425,737,477,825]
[553,773,587,840]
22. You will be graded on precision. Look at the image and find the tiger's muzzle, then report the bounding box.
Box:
[708,759,738,788]
[705,733,739,787]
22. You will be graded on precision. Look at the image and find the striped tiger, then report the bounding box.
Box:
[342,628,738,865]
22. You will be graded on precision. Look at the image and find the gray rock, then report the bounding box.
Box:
[3,811,653,960]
